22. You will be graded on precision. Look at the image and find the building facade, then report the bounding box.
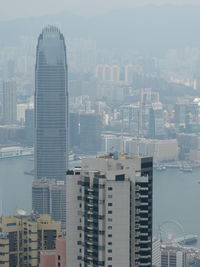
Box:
[32,179,66,229]
[161,247,186,267]
[40,237,66,267]
[0,214,61,267]
[79,113,102,153]
[66,154,153,267]
[35,26,68,181]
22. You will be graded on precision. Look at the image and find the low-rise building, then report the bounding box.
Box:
[0,214,61,267]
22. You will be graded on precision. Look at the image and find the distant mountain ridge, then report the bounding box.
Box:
[1,5,200,54]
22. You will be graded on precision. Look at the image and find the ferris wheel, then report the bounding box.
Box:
[159,220,185,245]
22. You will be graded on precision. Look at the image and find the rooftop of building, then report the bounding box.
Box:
[32,178,65,187]
[42,25,60,34]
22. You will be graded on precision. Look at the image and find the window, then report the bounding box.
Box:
[58,255,61,260]
[108,194,112,198]
[108,218,112,222]
[108,249,112,253]
[108,242,112,245]
[108,226,112,230]
[108,234,112,238]
[108,210,112,214]
[115,174,125,181]
[108,203,112,207]
[108,187,112,191]
[108,257,112,261]
[108,265,112,267]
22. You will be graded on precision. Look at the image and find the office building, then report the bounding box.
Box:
[79,113,102,153]
[66,154,153,267]
[161,247,186,267]
[35,26,68,181]
[69,112,80,150]
[0,214,61,267]
[2,80,17,125]
[174,103,187,127]
[32,179,66,229]
[149,102,165,139]
[25,108,34,145]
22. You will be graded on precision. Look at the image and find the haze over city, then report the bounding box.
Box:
[1,1,200,267]
[1,0,200,20]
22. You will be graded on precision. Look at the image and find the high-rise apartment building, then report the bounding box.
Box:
[0,214,61,267]
[35,26,68,181]
[95,64,120,82]
[32,179,66,229]
[66,154,153,267]
[2,80,17,125]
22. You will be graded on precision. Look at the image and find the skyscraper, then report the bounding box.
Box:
[32,178,66,229]
[66,154,153,267]
[35,26,68,181]
[79,113,102,153]
[2,80,17,125]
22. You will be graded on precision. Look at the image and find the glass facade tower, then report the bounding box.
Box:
[35,26,68,181]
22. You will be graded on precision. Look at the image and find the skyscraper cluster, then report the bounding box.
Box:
[32,26,154,266]
[0,25,155,267]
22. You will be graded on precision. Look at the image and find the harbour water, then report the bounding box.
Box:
[0,157,200,245]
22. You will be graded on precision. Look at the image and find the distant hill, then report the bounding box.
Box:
[1,5,200,54]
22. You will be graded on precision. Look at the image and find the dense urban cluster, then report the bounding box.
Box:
[0,12,200,267]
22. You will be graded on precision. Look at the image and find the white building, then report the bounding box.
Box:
[161,247,186,267]
[153,238,161,267]
[95,64,120,82]
[66,154,153,267]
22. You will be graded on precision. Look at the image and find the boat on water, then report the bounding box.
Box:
[179,164,193,172]
[0,146,33,159]
[175,234,198,245]
[156,165,166,171]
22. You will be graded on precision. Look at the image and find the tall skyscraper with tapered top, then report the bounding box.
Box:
[35,26,68,181]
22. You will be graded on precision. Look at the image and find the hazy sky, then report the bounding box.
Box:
[1,0,200,21]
